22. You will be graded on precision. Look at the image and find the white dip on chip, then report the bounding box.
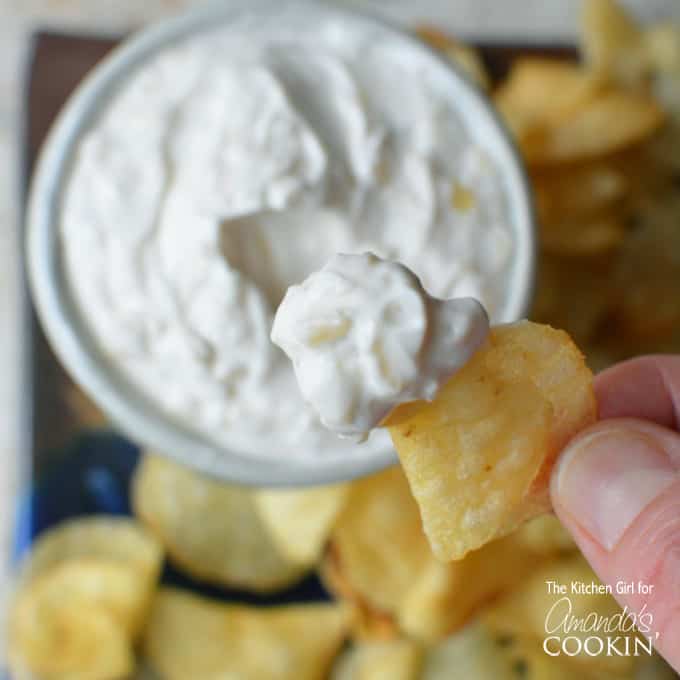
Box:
[272,253,489,440]
[60,14,513,459]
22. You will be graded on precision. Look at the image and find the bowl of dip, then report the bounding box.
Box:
[26,0,535,486]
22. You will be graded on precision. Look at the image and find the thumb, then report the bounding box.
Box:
[551,418,680,671]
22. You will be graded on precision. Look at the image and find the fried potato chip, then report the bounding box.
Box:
[415,26,490,90]
[15,558,151,638]
[10,606,133,680]
[132,454,305,592]
[21,516,162,586]
[397,532,540,641]
[144,588,349,680]
[511,514,576,556]
[320,544,400,642]
[483,555,636,674]
[330,639,423,680]
[495,59,603,137]
[581,0,648,86]
[8,560,140,680]
[421,621,516,680]
[254,483,348,566]
[523,90,665,165]
[385,321,597,561]
[532,163,628,224]
[644,22,680,74]
[503,636,624,680]
[323,467,431,617]
[634,652,679,680]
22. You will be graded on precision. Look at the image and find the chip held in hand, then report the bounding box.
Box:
[384,321,597,560]
[273,253,597,562]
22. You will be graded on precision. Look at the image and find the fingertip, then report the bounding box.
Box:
[551,421,678,551]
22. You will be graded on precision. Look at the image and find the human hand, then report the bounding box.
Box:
[551,356,680,671]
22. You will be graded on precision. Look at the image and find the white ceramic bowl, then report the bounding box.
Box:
[26,0,535,487]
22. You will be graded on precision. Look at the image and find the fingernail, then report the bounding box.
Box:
[554,428,678,550]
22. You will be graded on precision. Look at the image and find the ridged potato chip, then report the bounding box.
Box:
[397,532,540,641]
[8,560,140,680]
[533,163,628,224]
[324,468,561,643]
[144,588,349,680]
[581,0,648,86]
[421,622,516,680]
[495,59,603,133]
[321,467,431,618]
[523,89,665,165]
[320,545,400,642]
[132,454,306,592]
[330,639,423,680]
[483,555,636,674]
[254,483,348,566]
[645,22,680,73]
[512,514,576,556]
[385,321,597,561]
[501,636,626,680]
[20,516,162,586]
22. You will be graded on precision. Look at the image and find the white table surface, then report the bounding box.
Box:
[0,0,676,656]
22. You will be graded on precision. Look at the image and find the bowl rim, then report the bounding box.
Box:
[25,0,536,487]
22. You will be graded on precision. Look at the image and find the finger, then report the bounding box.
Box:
[551,418,680,671]
[594,355,680,429]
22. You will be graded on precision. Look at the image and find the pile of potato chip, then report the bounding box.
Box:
[9,1,680,678]
[8,452,675,679]
[516,0,680,368]
[425,0,680,369]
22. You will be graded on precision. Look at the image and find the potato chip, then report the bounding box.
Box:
[512,514,576,556]
[494,59,603,137]
[415,26,490,90]
[8,560,139,680]
[532,163,628,224]
[21,516,163,586]
[397,532,540,641]
[132,454,306,592]
[9,606,133,680]
[581,0,648,87]
[330,639,423,680]
[144,588,349,680]
[254,483,348,566]
[503,636,623,680]
[645,22,680,74]
[323,467,431,616]
[320,544,400,642]
[385,321,597,561]
[634,652,680,680]
[523,90,665,165]
[421,621,516,680]
[484,555,636,674]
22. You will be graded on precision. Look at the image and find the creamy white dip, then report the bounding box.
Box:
[272,253,490,440]
[60,13,513,460]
